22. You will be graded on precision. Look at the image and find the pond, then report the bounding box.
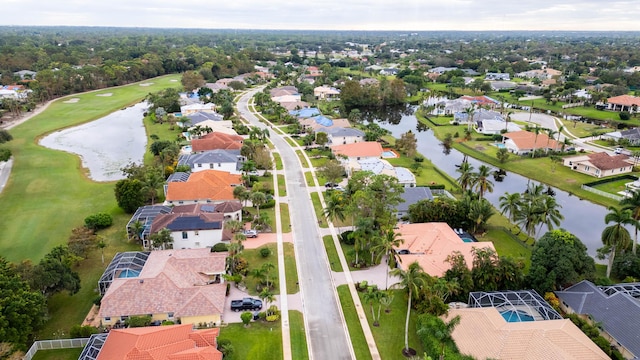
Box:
[39,102,148,182]
[372,107,624,257]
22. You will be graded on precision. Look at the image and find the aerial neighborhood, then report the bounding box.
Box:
[4,27,640,360]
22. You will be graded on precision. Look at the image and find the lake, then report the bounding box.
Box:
[39,102,148,182]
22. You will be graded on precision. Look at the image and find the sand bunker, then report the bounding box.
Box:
[139,83,154,87]
[96,93,113,97]
[63,98,80,104]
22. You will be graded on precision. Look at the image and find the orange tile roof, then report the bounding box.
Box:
[191,132,243,152]
[607,95,640,107]
[503,130,559,151]
[395,223,495,277]
[331,141,383,158]
[97,324,222,360]
[165,170,241,202]
[99,249,227,321]
[445,308,608,360]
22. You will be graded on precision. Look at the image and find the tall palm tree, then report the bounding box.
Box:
[535,195,564,236]
[620,189,640,254]
[233,185,251,208]
[391,262,427,355]
[464,106,475,133]
[250,191,267,217]
[456,161,475,192]
[323,192,346,233]
[545,129,557,154]
[372,229,405,290]
[363,286,383,326]
[555,125,565,152]
[531,126,541,158]
[601,206,634,278]
[129,220,145,244]
[417,315,461,360]
[468,199,495,233]
[473,165,494,199]
[499,192,522,224]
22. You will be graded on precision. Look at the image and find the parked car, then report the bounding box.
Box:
[615,147,624,154]
[324,182,338,188]
[230,297,263,312]
[243,229,258,238]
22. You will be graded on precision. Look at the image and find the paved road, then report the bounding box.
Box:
[238,89,353,360]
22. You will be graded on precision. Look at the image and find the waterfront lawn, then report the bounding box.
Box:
[591,177,637,196]
[336,285,373,360]
[359,289,425,360]
[386,154,459,190]
[218,321,283,360]
[0,74,181,261]
[289,311,310,360]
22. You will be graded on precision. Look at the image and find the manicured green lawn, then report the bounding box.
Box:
[359,289,425,360]
[289,311,310,360]
[277,174,287,196]
[273,153,283,170]
[283,241,298,295]
[336,285,373,360]
[591,176,637,196]
[242,243,282,295]
[558,118,612,138]
[295,149,307,167]
[218,322,283,360]
[279,203,291,233]
[386,154,458,189]
[0,74,181,262]
[310,192,327,228]
[31,348,83,360]
[323,235,344,272]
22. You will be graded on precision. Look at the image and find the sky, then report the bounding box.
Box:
[3,0,640,31]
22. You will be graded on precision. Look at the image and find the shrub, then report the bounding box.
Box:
[619,111,631,120]
[266,314,280,322]
[241,311,253,326]
[126,315,152,328]
[339,230,355,245]
[84,212,113,231]
[0,148,11,162]
[211,243,228,252]
[0,129,13,143]
[93,295,102,306]
[217,339,234,357]
[612,251,640,279]
[260,248,271,258]
[70,325,99,338]
[413,155,424,163]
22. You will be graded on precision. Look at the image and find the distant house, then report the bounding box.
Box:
[459,95,500,108]
[318,127,365,145]
[314,85,341,100]
[380,68,399,76]
[429,66,458,74]
[78,324,223,360]
[13,70,37,80]
[343,157,415,187]
[556,280,640,359]
[150,205,231,249]
[289,107,321,118]
[563,152,633,178]
[270,86,301,106]
[394,223,495,277]
[516,68,562,80]
[395,187,433,219]
[606,95,640,113]
[180,103,216,115]
[331,141,383,160]
[359,78,379,86]
[178,149,244,174]
[485,72,511,81]
[601,128,640,146]
[191,132,243,152]
[490,81,517,91]
[98,249,227,327]
[502,130,560,155]
[300,117,351,132]
[184,110,224,125]
[164,170,241,205]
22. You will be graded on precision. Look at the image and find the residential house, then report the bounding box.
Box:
[454,109,503,126]
[126,205,172,245]
[317,127,365,145]
[394,223,495,277]
[459,95,500,108]
[359,78,379,86]
[563,152,633,178]
[606,95,640,113]
[428,66,458,74]
[79,324,223,360]
[204,82,228,92]
[485,72,511,81]
[98,249,227,327]
[314,85,341,100]
[178,149,244,174]
[13,70,37,80]
[395,187,433,219]
[149,205,228,250]
[380,68,399,76]
[290,107,321,118]
[191,132,243,152]
[502,130,560,155]
[445,290,608,360]
[270,86,301,106]
[331,141,383,160]
[516,68,562,80]
[180,103,216,115]
[281,100,310,111]
[188,120,236,136]
[164,170,241,205]
[183,110,224,125]
[556,280,640,359]
[477,118,521,135]
[342,157,415,187]
[300,117,351,132]
[602,128,640,146]
[490,81,517,91]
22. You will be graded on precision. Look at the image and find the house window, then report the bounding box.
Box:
[585,166,590,171]
[182,232,188,239]
[121,316,129,321]
[197,163,202,168]
[218,163,222,167]
[209,164,214,169]
[168,312,174,318]
[104,317,111,322]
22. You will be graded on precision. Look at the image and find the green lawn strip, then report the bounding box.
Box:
[273,153,283,170]
[295,149,308,167]
[480,228,532,270]
[244,207,277,231]
[31,348,83,360]
[305,171,326,187]
[323,235,344,272]
[358,289,425,360]
[241,243,281,296]
[279,203,291,233]
[286,137,297,147]
[218,322,283,360]
[591,177,636,195]
[595,264,607,278]
[143,117,184,163]
[283,242,298,295]
[309,156,329,168]
[277,174,287,196]
[336,285,373,360]
[288,311,310,360]
[0,75,181,262]
[310,193,327,228]
[386,154,458,189]
[558,119,612,138]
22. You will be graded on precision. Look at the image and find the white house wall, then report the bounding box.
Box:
[171,229,223,249]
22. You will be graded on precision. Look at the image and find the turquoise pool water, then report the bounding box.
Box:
[494,143,506,149]
[461,237,476,243]
[500,310,534,322]
[118,269,141,278]
[382,150,397,158]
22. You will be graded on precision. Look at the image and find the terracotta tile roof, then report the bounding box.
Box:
[607,95,640,107]
[568,152,632,171]
[395,223,495,277]
[331,141,383,158]
[503,130,559,151]
[97,324,222,360]
[99,249,227,320]
[445,307,608,360]
[191,132,243,152]
[165,170,241,202]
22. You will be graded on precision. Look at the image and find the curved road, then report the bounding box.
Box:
[238,89,354,360]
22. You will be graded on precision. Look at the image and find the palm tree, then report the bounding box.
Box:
[463,106,475,134]
[391,262,427,356]
[417,315,461,360]
[261,262,276,289]
[499,192,522,224]
[372,229,405,290]
[620,189,640,254]
[323,192,346,233]
[468,199,495,233]
[545,129,557,154]
[250,191,267,217]
[151,228,172,250]
[535,195,564,236]
[129,220,145,244]
[259,288,276,314]
[97,237,107,264]
[233,185,251,208]
[456,161,475,192]
[601,206,634,278]
[555,125,565,152]
[363,286,383,326]
[473,165,494,199]
[531,126,541,158]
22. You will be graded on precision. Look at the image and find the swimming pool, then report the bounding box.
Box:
[118,269,141,278]
[382,150,398,158]
[461,237,476,243]
[494,143,506,149]
[500,310,534,322]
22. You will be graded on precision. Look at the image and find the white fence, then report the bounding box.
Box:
[581,185,624,202]
[23,338,89,360]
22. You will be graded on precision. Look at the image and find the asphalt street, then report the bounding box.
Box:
[238,89,353,360]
